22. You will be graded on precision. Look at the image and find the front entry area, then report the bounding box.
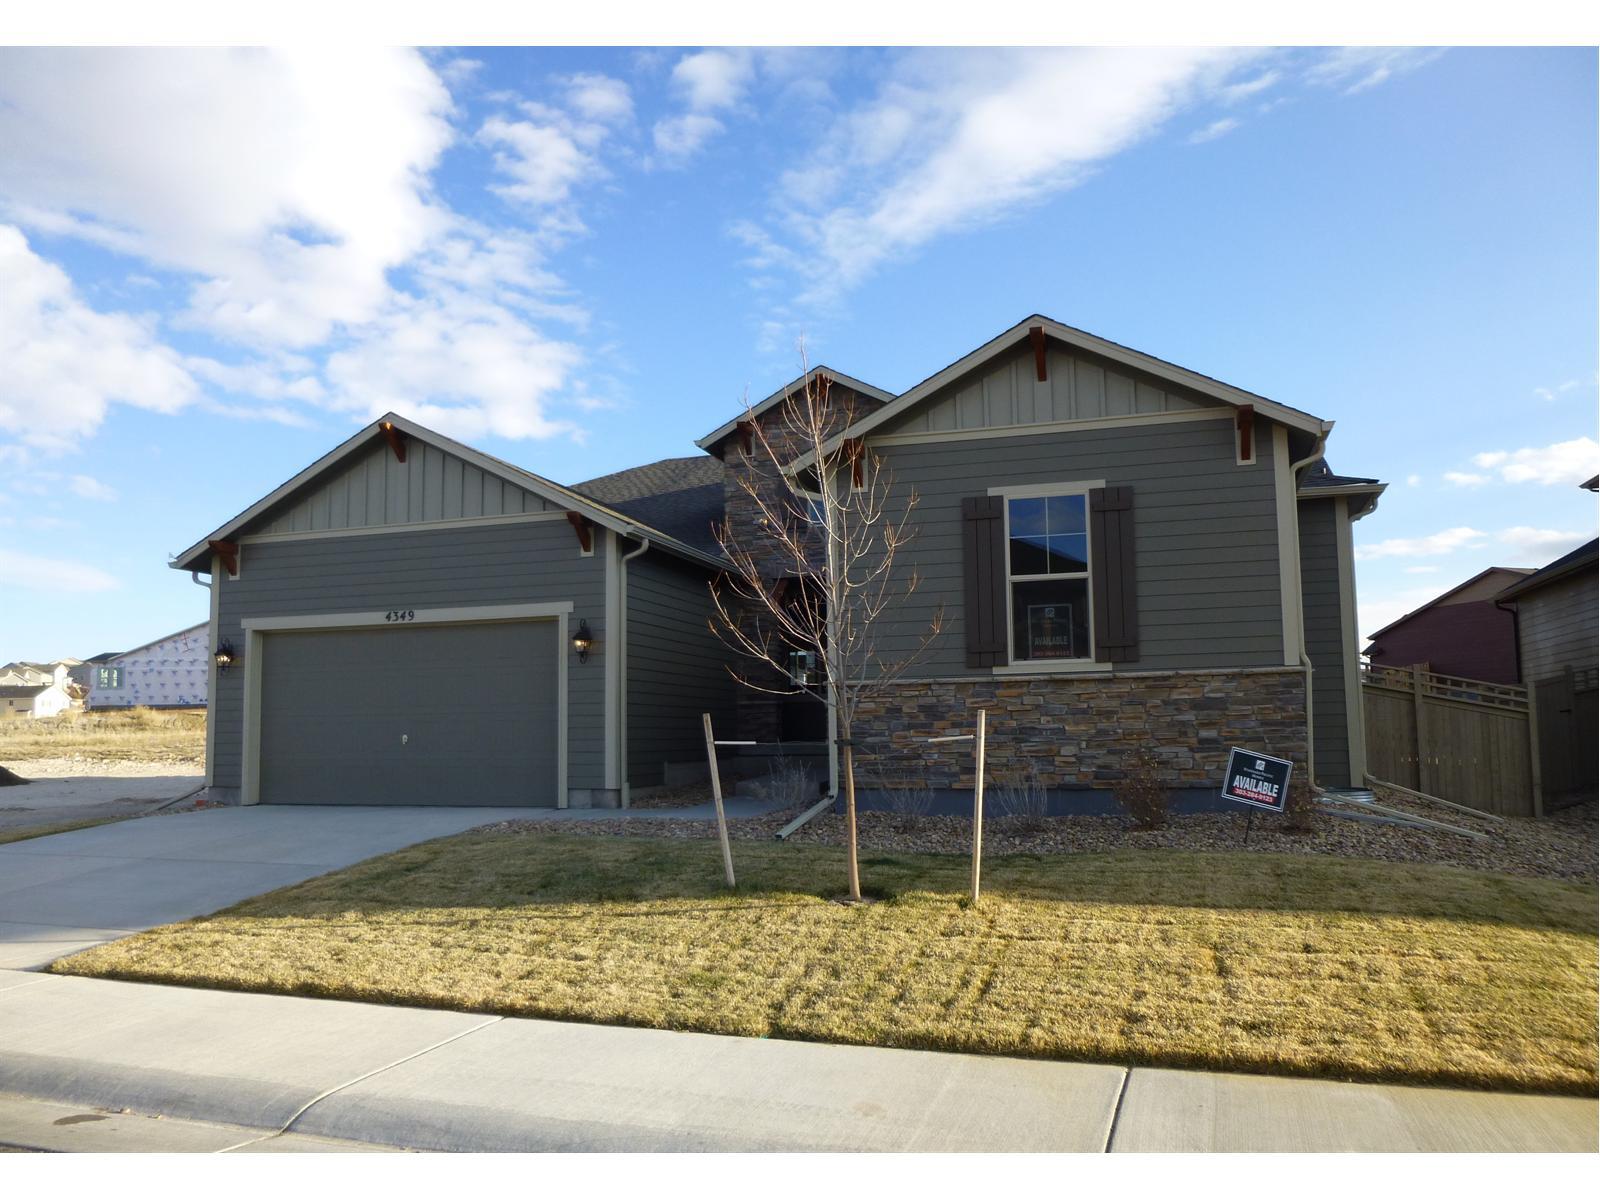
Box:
[256,619,560,807]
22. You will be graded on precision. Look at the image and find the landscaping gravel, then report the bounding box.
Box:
[494,792,1598,884]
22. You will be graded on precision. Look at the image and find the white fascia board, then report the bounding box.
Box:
[792,315,1330,472]
[694,367,895,451]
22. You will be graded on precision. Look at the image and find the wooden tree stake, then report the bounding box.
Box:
[702,713,736,888]
[971,709,987,904]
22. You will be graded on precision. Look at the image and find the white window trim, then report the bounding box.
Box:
[987,479,1106,669]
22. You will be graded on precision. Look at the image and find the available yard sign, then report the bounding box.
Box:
[1222,747,1294,813]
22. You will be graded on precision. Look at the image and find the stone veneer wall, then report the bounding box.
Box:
[850,667,1308,789]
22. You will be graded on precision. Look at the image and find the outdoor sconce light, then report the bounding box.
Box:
[572,619,593,663]
[214,641,237,672]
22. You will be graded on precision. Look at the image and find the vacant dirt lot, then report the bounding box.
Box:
[0,708,205,770]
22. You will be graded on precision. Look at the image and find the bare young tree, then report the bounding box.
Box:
[709,363,943,902]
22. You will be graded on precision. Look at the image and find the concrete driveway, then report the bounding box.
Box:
[0,798,789,971]
[0,805,533,969]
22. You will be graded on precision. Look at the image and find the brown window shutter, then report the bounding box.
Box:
[1089,486,1139,663]
[961,495,1008,668]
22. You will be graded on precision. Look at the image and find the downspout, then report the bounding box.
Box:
[618,534,650,809]
[1493,596,1523,684]
[1289,425,1332,789]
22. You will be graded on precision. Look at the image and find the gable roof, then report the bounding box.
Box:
[695,366,895,452]
[172,413,727,574]
[108,623,208,663]
[1495,538,1598,603]
[792,314,1331,471]
[571,456,725,557]
[1365,566,1536,642]
[0,684,48,700]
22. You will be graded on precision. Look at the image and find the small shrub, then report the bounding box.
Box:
[1115,750,1169,830]
[994,763,1051,832]
[868,765,935,831]
[1283,779,1318,834]
[760,758,812,808]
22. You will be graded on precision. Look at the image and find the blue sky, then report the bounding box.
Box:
[1,45,1595,663]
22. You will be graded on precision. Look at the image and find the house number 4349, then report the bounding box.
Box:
[384,609,416,622]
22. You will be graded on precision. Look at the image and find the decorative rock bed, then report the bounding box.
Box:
[495,793,1598,884]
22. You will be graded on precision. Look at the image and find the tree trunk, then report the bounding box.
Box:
[842,741,861,902]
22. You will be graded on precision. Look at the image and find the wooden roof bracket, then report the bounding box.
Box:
[843,437,865,487]
[565,511,593,554]
[1030,325,1047,382]
[380,420,408,463]
[1235,404,1255,463]
[208,539,239,577]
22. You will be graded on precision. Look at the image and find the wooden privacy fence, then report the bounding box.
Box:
[1361,663,1535,817]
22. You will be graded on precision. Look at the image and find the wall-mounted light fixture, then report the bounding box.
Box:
[572,619,593,663]
[214,641,237,672]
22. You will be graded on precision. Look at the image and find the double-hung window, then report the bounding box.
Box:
[1003,488,1093,663]
[96,666,122,689]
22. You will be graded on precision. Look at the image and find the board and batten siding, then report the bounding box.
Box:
[211,519,605,792]
[1297,497,1350,787]
[871,413,1285,674]
[253,439,560,537]
[1519,571,1598,684]
[626,549,737,787]
[874,343,1222,437]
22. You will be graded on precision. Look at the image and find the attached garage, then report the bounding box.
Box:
[175,412,736,811]
[253,617,562,807]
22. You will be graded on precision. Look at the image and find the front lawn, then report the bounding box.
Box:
[51,832,1599,1093]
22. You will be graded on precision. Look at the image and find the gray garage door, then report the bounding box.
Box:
[259,620,559,807]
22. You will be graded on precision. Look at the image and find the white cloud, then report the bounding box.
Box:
[0,48,454,349]
[1533,379,1584,402]
[670,49,752,112]
[566,73,634,125]
[0,225,197,450]
[1498,526,1594,561]
[0,547,119,593]
[1219,70,1280,105]
[653,113,726,161]
[1471,436,1598,486]
[1189,117,1239,144]
[1308,48,1445,95]
[1403,565,1438,574]
[1355,526,1487,561]
[741,48,1254,302]
[68,475,118,502]
[321,287,582,443]
[1443,471,1489,487]
[1405,474,1422,487]
[480,115,595,208]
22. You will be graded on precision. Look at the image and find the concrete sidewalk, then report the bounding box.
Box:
[0,969,1592,1153]
[0,799,785,969]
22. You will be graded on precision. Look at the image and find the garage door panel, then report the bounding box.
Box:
[259,621,559,807]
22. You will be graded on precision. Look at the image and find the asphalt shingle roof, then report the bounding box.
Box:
[571,456,725,557]
[1299,458,1380,488]
[1496,538,1599,602]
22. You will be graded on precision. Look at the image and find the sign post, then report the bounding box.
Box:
[701,713,737,888]
[1221,747,1294,846]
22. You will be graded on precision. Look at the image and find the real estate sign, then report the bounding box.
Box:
[1221,747,1294,813]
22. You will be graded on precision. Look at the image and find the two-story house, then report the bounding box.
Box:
[174,316,1383,809]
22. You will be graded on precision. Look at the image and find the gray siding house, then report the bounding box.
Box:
[175,315,1382,808]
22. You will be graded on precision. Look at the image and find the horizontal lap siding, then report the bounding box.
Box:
[212,521,605,790]
[626,552,736,787]
[1297,498,1349,786]
[874,416,1284,674]
[1519,573,1598,684]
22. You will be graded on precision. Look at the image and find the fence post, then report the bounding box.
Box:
[701,712,736,888]
[1411,663,1431,796]
[1526,680,1545,819]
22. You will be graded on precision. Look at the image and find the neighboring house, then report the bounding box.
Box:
[173,315,1384,809]
[1495,537,1598,808]
[0,664,75,719]
[1362,567,1533,684]
[86,625,210,710]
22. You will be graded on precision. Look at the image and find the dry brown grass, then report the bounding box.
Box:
[52,833,1599,1094]
[0,707,204,766]
[0,817,127,846]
